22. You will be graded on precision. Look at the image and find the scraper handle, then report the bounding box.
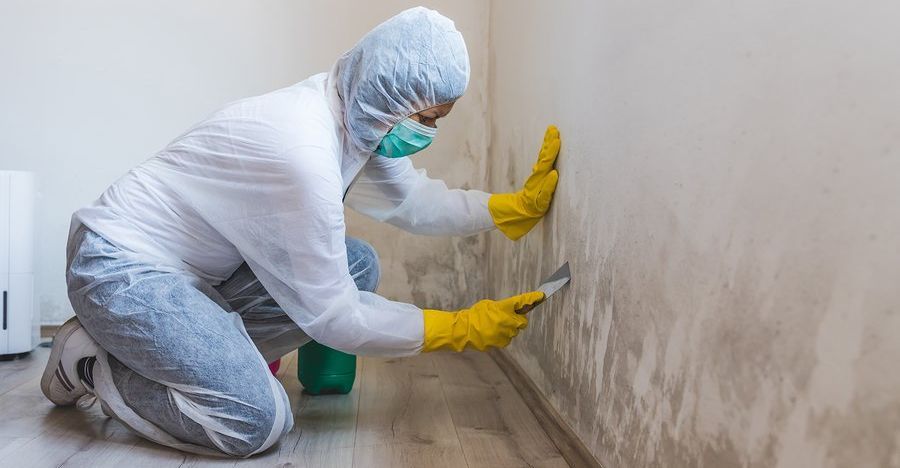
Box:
[515,299,544,315]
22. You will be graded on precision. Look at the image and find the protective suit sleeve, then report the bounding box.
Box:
[345,156,495,236]
[213,146,425,357]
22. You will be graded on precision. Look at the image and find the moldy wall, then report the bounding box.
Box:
[485,1,900,466]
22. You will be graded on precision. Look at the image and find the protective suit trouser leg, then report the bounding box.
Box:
[66,225,291,457]
[65,224,379,457]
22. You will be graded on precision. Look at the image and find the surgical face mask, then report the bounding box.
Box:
[374,117,437,158]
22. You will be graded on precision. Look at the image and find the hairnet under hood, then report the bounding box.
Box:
[332,7,470,152]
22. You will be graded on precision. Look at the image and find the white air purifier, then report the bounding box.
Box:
[0,171,36,359]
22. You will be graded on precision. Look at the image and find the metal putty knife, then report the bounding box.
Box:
[516,262,571,314]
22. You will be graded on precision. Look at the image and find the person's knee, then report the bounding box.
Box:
[218,385,292,457]
[346,238,380,292]
[228,412,275,457]
[177,360,292,457]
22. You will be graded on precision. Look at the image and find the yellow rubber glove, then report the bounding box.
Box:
[422,291,545,352]
[488,125,561,240]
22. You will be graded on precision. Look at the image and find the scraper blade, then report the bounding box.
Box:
[517,262,571,314]
[538,261,571,298]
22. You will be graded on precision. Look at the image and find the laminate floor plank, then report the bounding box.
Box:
[352,354,469,468]
[432,351,570,468]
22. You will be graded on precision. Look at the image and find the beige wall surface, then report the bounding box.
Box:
[486,1,900,467]
[0,0,489,324]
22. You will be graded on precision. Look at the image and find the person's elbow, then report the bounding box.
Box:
[301,311,367,354]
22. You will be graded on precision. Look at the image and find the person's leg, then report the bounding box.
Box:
[65,226,292,457]
[345,237,381,293]
[215,236,381,362]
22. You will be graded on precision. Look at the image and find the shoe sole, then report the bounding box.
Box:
[40,316,85,406]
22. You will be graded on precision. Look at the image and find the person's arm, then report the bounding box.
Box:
[346,125,561,240]
[210,145,425,356]
[206,145,543,356]
[208,145,548,358]
[345,155,495,236]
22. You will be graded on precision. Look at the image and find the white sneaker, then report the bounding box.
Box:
[40,316,100,407]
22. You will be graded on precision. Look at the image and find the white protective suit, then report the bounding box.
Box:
[72,7,495,356]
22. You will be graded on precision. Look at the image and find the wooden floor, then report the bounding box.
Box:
[0,347,569,468]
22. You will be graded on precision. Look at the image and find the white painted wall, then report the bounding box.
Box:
[0,0,490,324]
[487,1,900,466]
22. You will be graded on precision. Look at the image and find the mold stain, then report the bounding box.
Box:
[403,234,485,310]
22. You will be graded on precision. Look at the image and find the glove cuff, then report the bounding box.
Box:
[422,309,469,352]
[488,193,541,241]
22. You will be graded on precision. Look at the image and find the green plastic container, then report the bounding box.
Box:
[297,341,356,395]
